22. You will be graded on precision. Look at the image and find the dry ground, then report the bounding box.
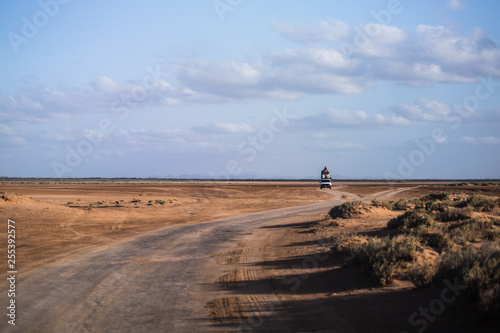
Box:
[1,181,499,332]
[207,183,500,332]
[0,182,333,270]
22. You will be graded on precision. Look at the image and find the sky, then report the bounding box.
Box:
[1,0,500,179]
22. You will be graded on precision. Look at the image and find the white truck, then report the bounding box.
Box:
[320,166,332,189]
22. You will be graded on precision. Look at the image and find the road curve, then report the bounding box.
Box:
[2,196,344,333]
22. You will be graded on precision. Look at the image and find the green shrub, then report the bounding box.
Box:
[131,198,141,203]
[387,211,433,230]
[66,202,74,205]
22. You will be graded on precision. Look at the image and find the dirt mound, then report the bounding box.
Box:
[0,192,39,205]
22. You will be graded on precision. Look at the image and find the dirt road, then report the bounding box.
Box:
[0,185,443,332]
[0,189,351,332]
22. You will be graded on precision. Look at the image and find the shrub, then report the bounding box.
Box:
[425,201,450,212]
[345,235,419,285]
[458,195,496,212]
[412,200,426,210]
[329,201,368,219]
[408,261,438,287]
[423,192,451,201]
[66,202,74,205]
[449,218,492,233]
[438,208,472,222]
[484,230,500,241]
[435,243,500,309]
[419,231,453,249]
[449,218,492,244]
[387,211,433,230]
[372,199,387,208]
[393,198,410,211]
[131,198,141,203]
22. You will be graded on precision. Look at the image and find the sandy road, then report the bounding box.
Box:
[0,187,409,332]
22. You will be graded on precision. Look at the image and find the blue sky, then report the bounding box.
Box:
[1,0,499,179]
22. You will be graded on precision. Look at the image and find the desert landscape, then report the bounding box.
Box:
[1,180,499,332]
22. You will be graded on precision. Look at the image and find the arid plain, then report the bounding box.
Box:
[1,181,499,332]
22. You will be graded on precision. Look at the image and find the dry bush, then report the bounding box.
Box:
[448,218,493,244]
[435,243,500,310]
[371,198,409,211]
[407,261,438,287]
[393,198,410,211]
[438,207,473,222]
[457,194,497,212]
[341,235,419,285]
[423,192,452,201]
[387,211,433,230]
[329,201,368,219]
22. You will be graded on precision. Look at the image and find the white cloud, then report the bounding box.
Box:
[0,125,15,135]
[447,0,466,10]
[391,97,453,121]
[305,141,367,151]
[414,25,500,76]
[2,24,499,117]
[194,122,255,134]
[178,57,369,98]
[6,137,30,146]
[301,108,411,128]
[463,136,500,145]
[273,19,351,43]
